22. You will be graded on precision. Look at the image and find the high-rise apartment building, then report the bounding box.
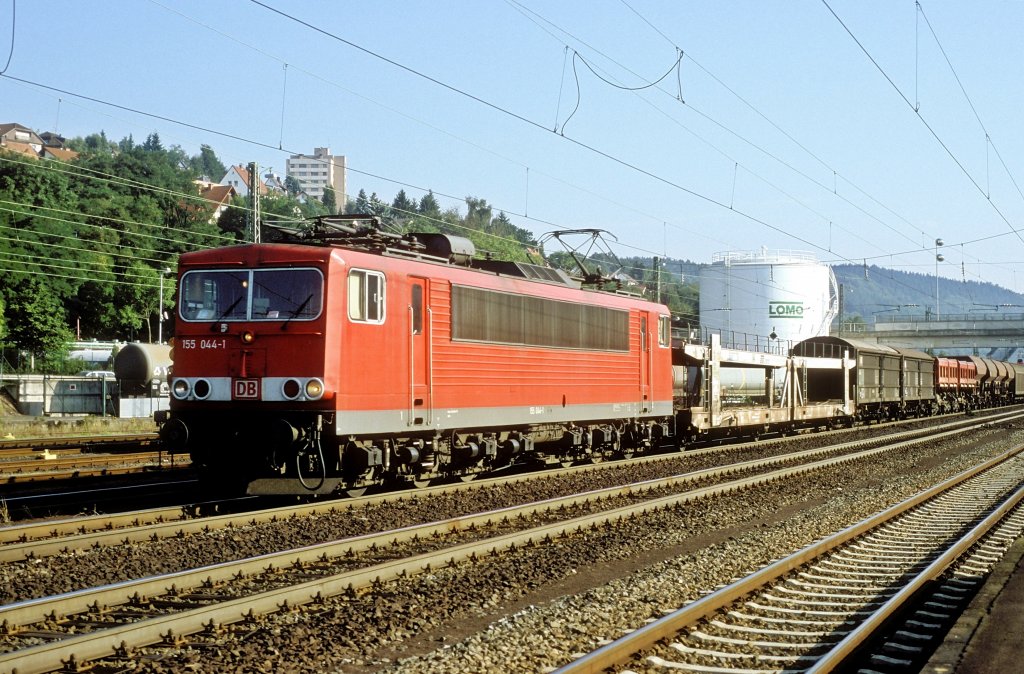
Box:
[286,147,346,204]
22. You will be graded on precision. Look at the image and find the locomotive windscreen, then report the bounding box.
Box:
[180,268,323,322]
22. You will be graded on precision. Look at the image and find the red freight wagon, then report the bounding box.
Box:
[934,356,977,411]
[158,221,673,495]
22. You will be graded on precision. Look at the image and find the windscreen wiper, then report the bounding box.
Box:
[213,297,243,326]
[281,293,313,330]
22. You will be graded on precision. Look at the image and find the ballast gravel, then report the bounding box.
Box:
[379,425,1024,673]
[2,419,1021,673]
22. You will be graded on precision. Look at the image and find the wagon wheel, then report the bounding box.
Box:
[559,459,576,469]
[458,473,478,483]
[344,487,368,498]
[412,478,433,489]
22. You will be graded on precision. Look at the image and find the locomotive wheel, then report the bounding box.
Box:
[344,487,368,498]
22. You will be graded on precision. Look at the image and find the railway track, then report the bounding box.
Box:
[0,451,187,484]
[2,410,1017,563]
[1,414,1020,672]
[555,448,1024,674]
[0,433,158,455]
[0,409,1012,525]
[0,433,175,482]
[0,433,192,520]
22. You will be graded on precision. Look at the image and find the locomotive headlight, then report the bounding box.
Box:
[193,378,212,400]
[304,378,324,400]
[282,379,301,400]
[241,331,255,344]
[171,379,191,400]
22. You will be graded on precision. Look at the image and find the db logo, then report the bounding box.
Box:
[233,379,260,399]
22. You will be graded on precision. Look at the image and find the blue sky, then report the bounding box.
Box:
[4,1,1024,294]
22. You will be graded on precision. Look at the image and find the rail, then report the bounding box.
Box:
[554,446,1024,673]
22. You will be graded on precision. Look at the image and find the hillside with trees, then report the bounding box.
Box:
[832,264,1024,324]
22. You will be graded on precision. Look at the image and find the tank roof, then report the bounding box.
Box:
[711,249,821,265]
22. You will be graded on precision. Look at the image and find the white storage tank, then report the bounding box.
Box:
[699,249,837,348]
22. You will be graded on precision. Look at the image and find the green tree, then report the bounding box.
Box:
[418,190,440,216]
[67,131,115,154]
[321,186,338,215]
[68,280,117,340]
[189,144,227,181]
[142,132,163,152]
[353,189,370,213]
[391,189,416,216]
[4,277,74,368]
[217,195,250,241]
[0,147,83,301]
[64,137,217,341]
[262,193,327,237]
[464,196,492,229]
[284,175,302,196]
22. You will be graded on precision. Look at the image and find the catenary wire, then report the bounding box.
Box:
[0,0,14,75]
[821,0,1024,249]
[513,0,932,253]
[916,1,1024,208]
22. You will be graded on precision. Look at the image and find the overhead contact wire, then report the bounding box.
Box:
[822,0,1024,248]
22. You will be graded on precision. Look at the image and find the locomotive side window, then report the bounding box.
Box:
[451,285,628,351]
[348,269,386,324]
[180,268,323,322]
[411,284,423,334]
[658,315,671,347]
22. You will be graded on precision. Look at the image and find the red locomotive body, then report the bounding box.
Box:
[158,227,673,495]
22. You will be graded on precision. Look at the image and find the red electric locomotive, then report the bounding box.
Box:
[157,217,674,495]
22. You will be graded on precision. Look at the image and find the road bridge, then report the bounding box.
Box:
[836,312,1024,360]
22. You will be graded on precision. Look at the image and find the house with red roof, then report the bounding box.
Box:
[195,181,237,223]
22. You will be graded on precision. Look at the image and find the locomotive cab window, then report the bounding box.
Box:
[250,269,322,320]
[179,268,322,322]
[180,270,249,321]
[348,269,386,324]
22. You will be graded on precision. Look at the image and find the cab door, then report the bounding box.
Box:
[639,314,651,413]
[409,277,431,425]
